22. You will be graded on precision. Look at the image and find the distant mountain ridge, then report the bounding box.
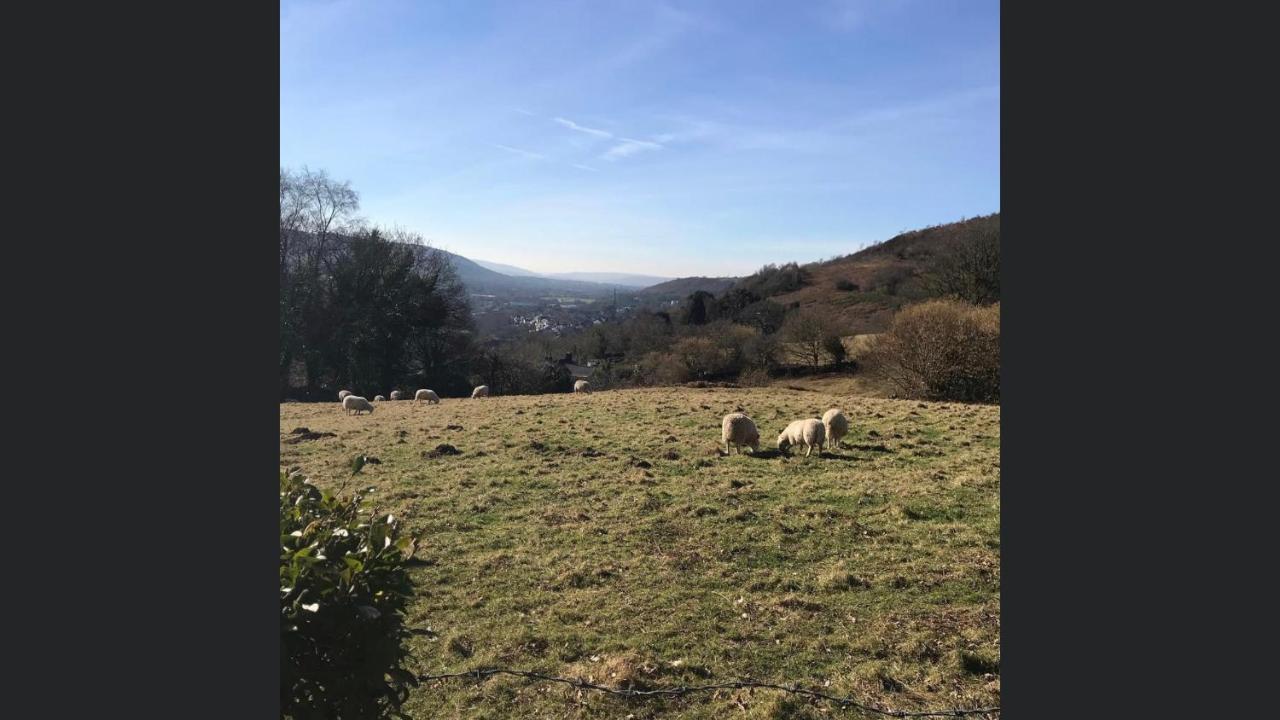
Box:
[471,260,670,288]
[543,272,670,287]
[472,259,543,277]
[436,251,617,296]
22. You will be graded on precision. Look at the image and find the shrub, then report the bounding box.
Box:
[822,334,849,367]
[636,350,691,385]
[281,469,419,719]
[734,299,787,335]
[734,262,809,298]
[871,265,916,296]
[866,299,999,402]
[835,279,859,292]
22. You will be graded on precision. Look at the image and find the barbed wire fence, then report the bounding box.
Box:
[416,667,1000,718]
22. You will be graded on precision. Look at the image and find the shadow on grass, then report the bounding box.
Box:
[742,449,785,460]
[737,449,861,461]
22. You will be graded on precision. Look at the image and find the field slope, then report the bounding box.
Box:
[280,387,1000,718]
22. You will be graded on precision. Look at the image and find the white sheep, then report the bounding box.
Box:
[471,385,490,399]
[338,390,352,401]
[342,395,374,416]
[721,412,760,455]
[389,390,404,401]
[573,380,591,394]
[373,395,385,402]
[415,389,440,404]
[822,408,850,452]
[777,418,825,457]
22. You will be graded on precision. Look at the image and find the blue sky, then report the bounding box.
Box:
[281,0,999,277]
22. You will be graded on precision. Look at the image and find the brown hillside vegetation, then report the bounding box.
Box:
[770,214,1000,334]
[640,276,739,302]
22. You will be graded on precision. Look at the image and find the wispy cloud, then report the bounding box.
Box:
[553,117,614,139]
[554,116,672,162]
[491,143,547,160]
[571,164,600,172]
[510,107,536,116]
[601,137,664,160]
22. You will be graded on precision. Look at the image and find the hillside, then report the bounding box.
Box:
[437,250,621,297]
[283,230,626,298]
[280,387,1000,718]
[472,263,672,289]
[639,276,739,301]
[473,259,544,277]
[744,214,999,333]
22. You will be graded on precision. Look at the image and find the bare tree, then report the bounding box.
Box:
[780,308,846,370]
[925,228,1000,304]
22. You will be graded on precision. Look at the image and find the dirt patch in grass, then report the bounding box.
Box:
[424,443,462,458]
[283,427,337,443]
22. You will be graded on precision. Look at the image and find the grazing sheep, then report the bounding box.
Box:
[721,412,760,455]
[471,385,490,399]
[777,418,826,457]
[822,408,850,452]
[338,390,352,401]
[415,389,440,405]
[574,380,591,394]
[373,395,385,402]
[342,395,374,416]
[389,390,404,401]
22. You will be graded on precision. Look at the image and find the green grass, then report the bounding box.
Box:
[280,387,1000,718]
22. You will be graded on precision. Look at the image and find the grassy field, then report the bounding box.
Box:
[280,386,1000,718]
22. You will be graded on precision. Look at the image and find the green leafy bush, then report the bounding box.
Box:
[280,469,418,719]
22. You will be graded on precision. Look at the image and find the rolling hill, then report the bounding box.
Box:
[471,262,671,289]
[637,276,739,302]
[472,259,544,277]
[730,214,1000,333]
[436,250,618,296]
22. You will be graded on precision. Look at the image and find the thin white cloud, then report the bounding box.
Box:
[511,107,536,116]
[571,164,600,172]
[491,143,547,160]
[601,138,664,160]
[554,117,614,139]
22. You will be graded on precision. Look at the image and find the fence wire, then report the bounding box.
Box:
[416,667,1000,717]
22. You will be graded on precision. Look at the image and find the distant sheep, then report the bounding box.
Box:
[471,385,490,399]
[822,408,850,452]
[338,390,352,401]
[777,418,825,457]
[373,395,385,402]
[389,390,404,401]
[721,412,760,455]
[574,380,591,394]
[415,389,440,404]
[342,395,374,416]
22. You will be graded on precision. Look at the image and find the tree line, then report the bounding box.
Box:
[280,167,474,400]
